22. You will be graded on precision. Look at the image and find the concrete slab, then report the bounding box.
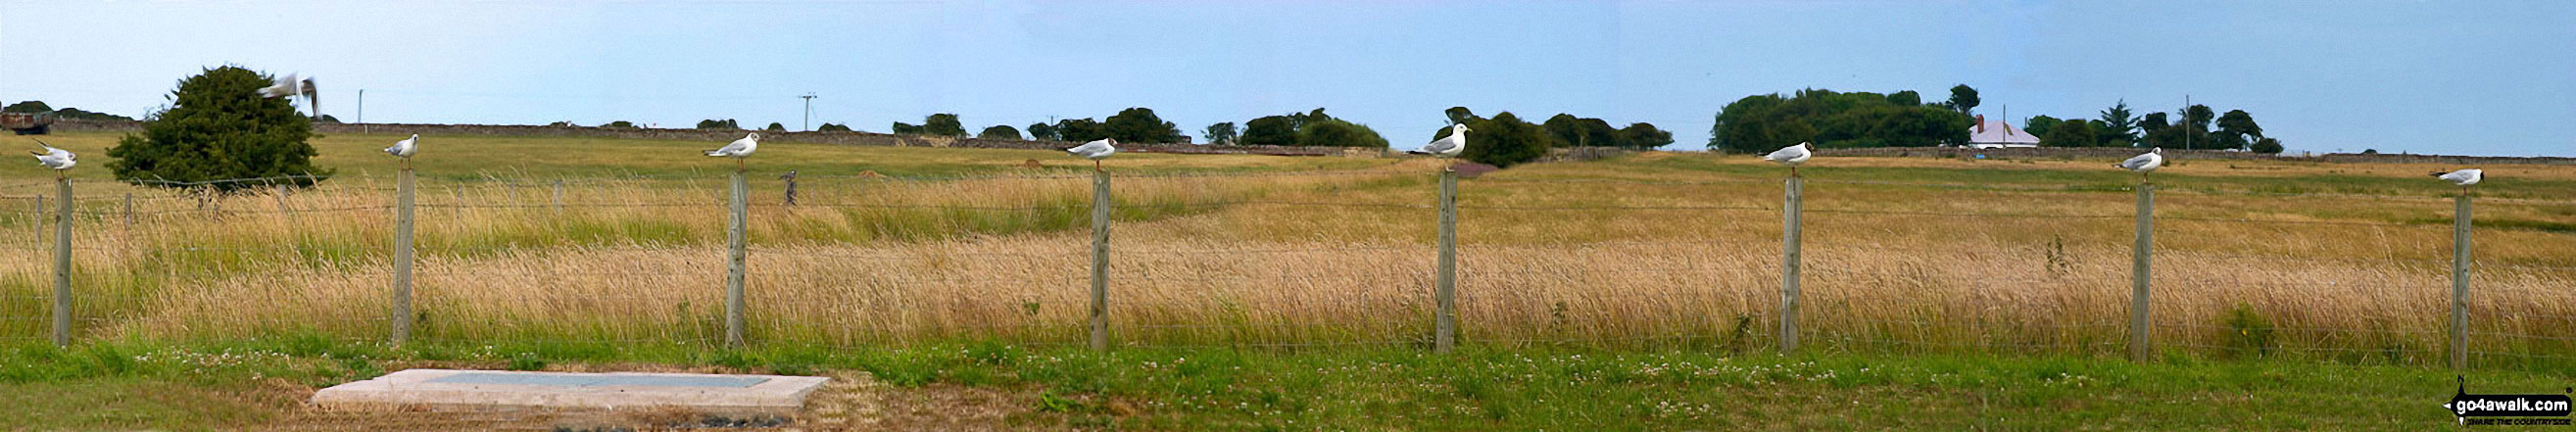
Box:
[311,369,828,416]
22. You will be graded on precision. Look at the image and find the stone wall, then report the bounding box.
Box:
[48,120,1369,157]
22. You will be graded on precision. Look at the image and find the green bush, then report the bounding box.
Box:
[107,66,329,192]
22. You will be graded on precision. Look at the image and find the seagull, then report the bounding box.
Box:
[2433,168,2482,188]
[28,139,74,173]
[1409,123,1470,159]
[1763,142,1813,175]
[2116,147,2163,180]
[705,132,758,170]
[1065,138,1117,170]
[384,134,418,159]
[257,73,304,99]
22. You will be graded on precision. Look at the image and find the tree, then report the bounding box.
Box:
[3,101,52,113]
[1946,84,1980,115]
[764,122,787,131]
[2023,115,2063,138]
[2040,119,2096,148]
[1201,121,1238,145]
[696,119,740,129]
[1444,107,1479,124]
[1441,112,1550,168]
[2180,104,2215,150]
[1052,118,1107,142]
[2214,109,2262,150]
[1240,116,1297,146]
[2250,137,2284,154]
[107,66,329,192]
[1711,89,1968,153]
[816,122,852,132]
[2097,100,2140,147]
[1617,122,1673,149]
[978,124,1023,140]
[1296,120,1378,147]
[604,120,637,128]
[320,115,347,124]
[1102,108,1183,143]
[1026,122,1059,141]
[1887,90,1922,107]
[924,114,966,136]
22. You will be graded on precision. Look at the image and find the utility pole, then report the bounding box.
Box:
[358,89,366,134]
[800,93,817,131]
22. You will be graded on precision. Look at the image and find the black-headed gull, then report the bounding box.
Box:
[28,139,73,172]
[1065,138,1116,170]
[2433,168,2482,187]
[1409,123,1470,158]
[385,134,418,159]
[258,73,305,99]
[706,132,758,170]
[2116,147,2163,180]
[1763,142,1813,175]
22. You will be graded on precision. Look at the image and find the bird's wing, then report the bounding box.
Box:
[2118,154,2153,168]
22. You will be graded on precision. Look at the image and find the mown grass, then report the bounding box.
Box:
[4,338,2571,430]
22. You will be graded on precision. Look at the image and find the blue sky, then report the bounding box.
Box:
[2,0,2569,156]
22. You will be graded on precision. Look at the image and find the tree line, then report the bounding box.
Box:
[1710,84,2285,154]
[2025,101,2281,153]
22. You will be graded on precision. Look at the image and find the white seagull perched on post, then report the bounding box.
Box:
[2116,147,2164,180]
[2433,168,2483,189]
[1065,138,1117,170]
[384,134,418,159]
[29,139,74,173]
[1764,142,1813,175]
[1410,123,1471,158]
[705,132,758,170]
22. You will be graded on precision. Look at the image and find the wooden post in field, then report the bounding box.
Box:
[1778,175,1802,354]
[726,168,750,348]
[391,166,416,344]
[2451,191,2472,369]
[780,170,799,207]
[32,194,44,246]
[51,177,72,347]
[551,180,563,214]
[2130,182,2155,361]
[1435,168,1459,354]
[121,193,132,230]
[274,184,290,215]
[1089,169,1112,352]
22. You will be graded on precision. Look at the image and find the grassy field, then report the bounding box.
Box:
[3,131,2575,364]
[6,131,2576,429]
[5,339,2571,430]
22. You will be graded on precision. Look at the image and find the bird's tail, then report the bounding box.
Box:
[705,150,726,157]
[2429,171,2448,177]
[1405,151,1431,155]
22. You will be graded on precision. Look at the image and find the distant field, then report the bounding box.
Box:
[4,131,2574,368]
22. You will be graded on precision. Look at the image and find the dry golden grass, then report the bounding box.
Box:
[5,141,2575,363]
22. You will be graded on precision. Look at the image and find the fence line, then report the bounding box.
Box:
[5,168,2568,370]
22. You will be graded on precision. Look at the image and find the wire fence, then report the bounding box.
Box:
[2,168,2574,368]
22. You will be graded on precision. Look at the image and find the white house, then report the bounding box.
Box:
[1966,115,2039,149]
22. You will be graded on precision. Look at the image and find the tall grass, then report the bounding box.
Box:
[3,147,2574,365]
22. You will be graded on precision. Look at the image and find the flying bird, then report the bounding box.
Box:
[2433,168,2482,186]
[258,73,305,98]
[384,134,418,158]
[1065,138,1116,170]
[1763,142,1813,175]
[1409,123,1470,158]
[2116,147,2164,180]
[28,139,74,171]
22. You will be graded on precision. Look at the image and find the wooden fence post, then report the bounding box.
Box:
[1779,175,1802,354]
[2131,182,2155,361]
[1435,168,1459,354]
[391,166,416,344]
[551,180,564,214]
[2452,191,2472,369]
[780,170,799,207]
[726,168,750,348]
[1090,169,1112,352]
[51,178,72,347]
